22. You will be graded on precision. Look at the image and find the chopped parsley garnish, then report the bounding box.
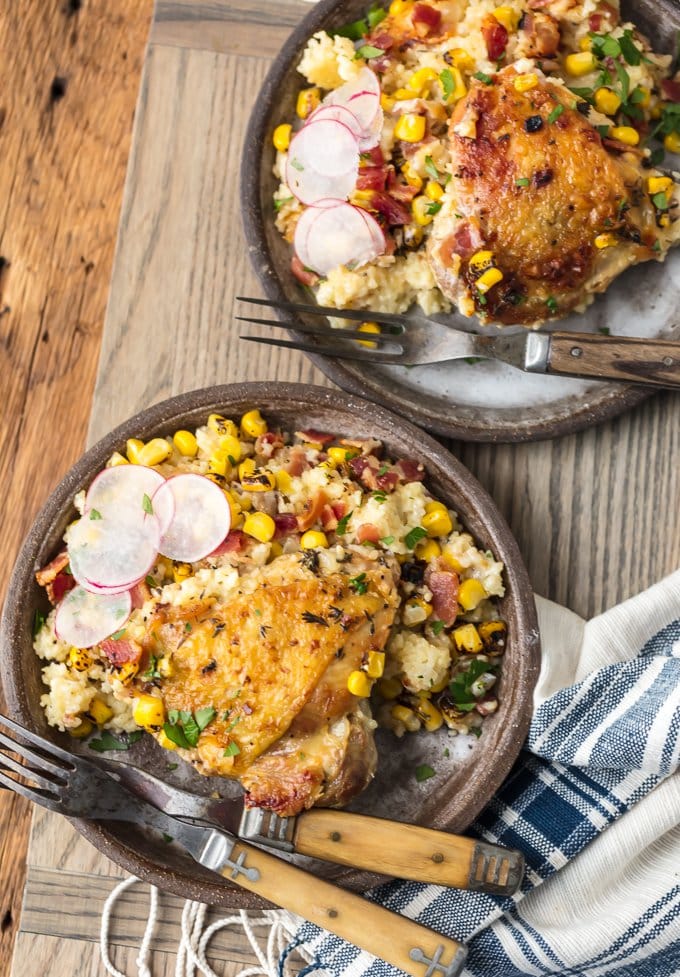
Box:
[598,326,611,335]
[404,526,428,549]
[473,71,493,84]
[653,239,662,252]
[426,200,443,216]
[274,196,294,212]
[163,707,215,749]
[223,742,241,757]
[596,124,610,139]
[652,192,670,211]
[334,3,386,39]
[378,464,390,476]
[465,356,483,364]
[439,68,455,101]
[145,575,156,587]
[184,622,192,632]
[546,295,558,314]
[424,155,441,182]
[547,104,564,124]
[110,629,126,641]
[380,535,395,545]
[167,762,178,771]
[89,730,143,753]
[471,726,483,739]
[33,609,46,637]
[349,572,368,595]
[143,655,161,679]
[89,509,102,520]
[430,620,445,636]
[618,29,645,66]
[449,659,496,711]
[336,511,353,535]
[354,44,384,61]
[415,764,436,782]
[289,159,304,172]
[372,490,387,503]
[162,833,174,844]
[515,177,530,187]
[142,493,153,515]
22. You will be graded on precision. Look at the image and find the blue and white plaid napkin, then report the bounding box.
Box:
[292,570,680,977]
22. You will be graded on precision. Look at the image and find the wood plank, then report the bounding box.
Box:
[151,0,308,56]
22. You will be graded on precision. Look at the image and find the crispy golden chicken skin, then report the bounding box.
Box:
[142,551,399,816]
[428,67,661,326]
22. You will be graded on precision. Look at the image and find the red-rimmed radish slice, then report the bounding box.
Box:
[286,120,359,204]
[150,480,175,535]
[307,104,363,139]
[357,106,384,150]
[84,465,165,520]
[156,474,231,563]
[55,585,132,649]
[357,206,386,253]
[326,68,381,127]
[67,511,160,595]
[294,201,385,276]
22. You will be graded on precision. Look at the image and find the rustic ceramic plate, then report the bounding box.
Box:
[241,0,680,443]
[0,383,539,908]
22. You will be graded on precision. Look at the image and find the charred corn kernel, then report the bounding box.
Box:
[595,232,618,249]
[594,87,621,116]
[453,623,483,653]
[404,597,433,625]
[366,651,386,679]
[458,577,488,611]
[173,563,191,583]
[659,213,671,227]
[493,5,519,31]
[275,469,293,493]
[69,647,92,672]
[390,704,421,732]
[69,718,93,739]
[157,730,178,751]
[665,131,680,154]
[241,470,276,492]
[394,113,426,143]
[115,660,139,684]
[296,87,321,120]
[578,35,592,51]
[564,51,597,76]
[469,250,494,273]
[389,0,413,15]
[126,438,144,464]
[380,92,395,111]
[415,538,441,561]
[447,48,475,71]
[241,409,267,439]
[89,697,114,726]
[269,540,284,560]
[425,500,448,514]
[302,440,323,452]
[513,72,538,93]
[408,66,438,94]
[478,620,507,654]
[238,458,256,481]
[416,697,444,732]
[272,123,292,152]
[243,511,276,543]
[611,125,640,146]
[425,181,444,201]
[300,530,328,549]
[358,321,381,347]
[648,176,673,195]
[208,414,238,437]
[138,438,171,467]
[208,452,231,477]
[107,451,129,467]
[205,472,228,492]
[133,694,165,730]
[476,267,504,293]
[412,195,435,226]
[422,508,453,537]
[173,430,198,457]
[158,657,174,678]
[378,676,402,699]
[347,670,373,697]
[442,550,464,572]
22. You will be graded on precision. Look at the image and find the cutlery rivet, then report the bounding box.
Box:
[432,852,444,863]
[328,909,338,918]
[663,356,674,367]
[570,346,583,358]
[330,831,341,842]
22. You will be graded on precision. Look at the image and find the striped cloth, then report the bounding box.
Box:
[294,570,680,977]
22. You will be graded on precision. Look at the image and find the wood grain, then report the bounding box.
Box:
[0,0,153,972]
[547,332,680,386]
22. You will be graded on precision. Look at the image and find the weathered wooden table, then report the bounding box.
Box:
[3,0,680,974]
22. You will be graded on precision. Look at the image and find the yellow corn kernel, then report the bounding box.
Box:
[425,181,444,202]
[158,657,174,678]
[69,718,94,739]
[173,562,191,583]
[425,500,448,514]
[422,508,454,537]
[157,730,178,751]
[664,131,680,154]
[390,704,421,732]
[478,620,507,654]
[173,430,198,457]
[394,87,416,101]
[441,65,466,103]
[611,125,640,146]
[138,438,171,467]
[400,161,422,190]
[69,647,92,672]
[116,659,139,684]
[408,67,438,95]
[648,176,673,195]
[447,48,475,71]
[107,451,129,467]
[296,87,321,120]
[476,267,504,294]
[458,577,488,611]
[243,511,276,543]
[358,321,381,348]
[394,113,426,143]
[453,623,483,653]
[241,470,276,492]
[468,250,494,273]
[659,213,671,228]
[513,72,538,93]
[126,438,144,464]
[366,651,386,680]
[493,5,519,31]
[272,123,292,152]
[133,694,165,730]
[214,434,240,464]
[416,697,444,732]
[226,493,244,529]
[412,195,435,226]
[241,409,267,439]
[300,530,328,549]
[208,414,239,437]
[594,87,621,116]
[441,550,464,572]
[377,676,402,700]
[238,492,253,511]
[403,597,433,625]
[208,452,231,478]
[347,670,373,697]
[269,540,284,560]
[380,92,395,111]
[578,35,592,51]
[275,469,293,493]
[595,233,618,249]
[415,538,442,561]
[636,86,651,107]
[89,697,114,726]
[238,458,256,481]
[429,673,450,693]
[389,0,413,15]
[564,52,597,76]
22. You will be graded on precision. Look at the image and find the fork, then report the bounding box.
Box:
[236,296,680,388]
[0,714,469,977]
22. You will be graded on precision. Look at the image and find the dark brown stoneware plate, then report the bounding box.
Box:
[240,0,680,443]
[0,383,539,908]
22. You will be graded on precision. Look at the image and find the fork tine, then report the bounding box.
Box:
[236,295,406,329]
[234,315,402,346]
[240,334,402,364]
[0,764,60,808]
[0,727,72,780]
[0,747,63,793]
[0,714,76,768]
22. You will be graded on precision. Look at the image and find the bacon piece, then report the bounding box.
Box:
[588,2,618,32]
[291,255,319,287]
[376,470,399,492]
[295,429,335,445]
[662,79,680,103]
[285,445,310,476]
[256,431,285,459]
[356,523,381,544]
[362,146,385,167]
[603,137,643,156]
[320,504,339,532]
[425,564,460,626]
[367,190,412,226]
[394,458,426,482]
[36,550,70,587]
[99,638,142,667]
[130,581,151,610]
[49,572,76,605]
[210,530,247,555]
[331,501,347,520]
[357,167,388,192]
[297,490,328,532]
[520,11,560,57]
[274,514,298,538]
[386,174,420,204]
[482,13,508,61]
[412,3,442,36]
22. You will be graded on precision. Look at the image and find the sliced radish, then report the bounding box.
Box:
[85,465,165,520]
[67,511,160,595]
[357,106,384,151]
[55,585,132,649]
[156,474,232,563]
[326,68,381,124]
[151,480,175,535]
[286,120,359,205]
[357,206,387,254]
[307,104,363,139]
[294,201,385,276]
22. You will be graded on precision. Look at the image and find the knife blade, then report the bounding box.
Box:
[99,758,523,895]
